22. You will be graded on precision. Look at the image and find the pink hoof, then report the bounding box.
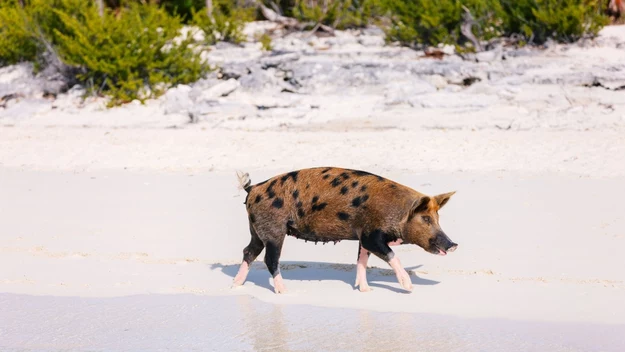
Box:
[273,274,287,294]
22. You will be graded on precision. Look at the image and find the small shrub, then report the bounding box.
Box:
[0,4,39,65]
[52,1,210,106]
[380,0,607,47]
[259,33,273,50]
[501,0,609,43]
[191,0,255,44]
[381,0,504,47]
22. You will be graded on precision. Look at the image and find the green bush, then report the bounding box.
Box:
[50,1,210,105]
[382,0,608,47]
[0,0,210,106]
[0,4,39,65]
[191,0,255,44]
[381,0,504,47]
[501,0,609,43]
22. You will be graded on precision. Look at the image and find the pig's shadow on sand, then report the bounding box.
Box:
[212,261,439,294]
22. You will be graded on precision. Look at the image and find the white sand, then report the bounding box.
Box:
[1,169,624,325]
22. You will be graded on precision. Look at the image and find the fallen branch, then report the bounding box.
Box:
[257,2,335,36]
[258,3,299,28]
[460,5,483,52]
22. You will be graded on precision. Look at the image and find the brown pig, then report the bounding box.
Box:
[232,167,458,293]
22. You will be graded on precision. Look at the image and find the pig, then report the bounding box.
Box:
[232,167,458,293]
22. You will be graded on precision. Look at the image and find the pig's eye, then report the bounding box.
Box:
[422,216,431,224]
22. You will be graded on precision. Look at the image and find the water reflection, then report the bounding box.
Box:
[0,293,623,351]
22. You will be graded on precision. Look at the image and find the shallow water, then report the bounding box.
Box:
[1,293,623,352]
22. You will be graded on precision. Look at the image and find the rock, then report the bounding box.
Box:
[214,42,242,50]
[505,47,534,58]
[239,67,279,90]
[384,81,436,106]
[161,84,193,115]
[192,78,240,102]
[424,74,448,89]
[220,63,251,80]
[0,63,40,98]
[357,36,385,47]
[260,52,300,69]
[361,25,385,37]
[0,98,52,119]
[441,44,455,56]
[475,44,503,63]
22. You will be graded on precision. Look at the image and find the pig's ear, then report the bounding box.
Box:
[434,191,456,209]
[409,196,430,220]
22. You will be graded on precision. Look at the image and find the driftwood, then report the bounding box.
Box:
[258,3,300,27]
[460,5,483,52]
[257,2,334,36]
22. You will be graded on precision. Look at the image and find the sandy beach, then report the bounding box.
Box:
[1,168,624,350]
[1,22,625,352]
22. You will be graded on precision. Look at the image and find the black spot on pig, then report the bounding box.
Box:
[281,171,299,185]
[337,212,350,221]
[255,195,262,203]
[351,195,369,207]
[272,198,284,209]
[360,185,367,192]
[321,168,332,174]
[266,180,277,199]
[312,202,328,212]
[351,181,359,188]
[249,213,256,223]
[292,190,299,199]
[312,196,319,203]
[340,186,349,195]
[323,175,330,180]
[297,208,305,217]
[331,177,342,187]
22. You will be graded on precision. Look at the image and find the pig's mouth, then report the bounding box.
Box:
[432,244,457,256]
[427,234,458,256]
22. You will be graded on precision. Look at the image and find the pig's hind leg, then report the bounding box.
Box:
[253,220,289,294]
[264,236,287,294]
[361,231,413,292]
[233,224,265,287]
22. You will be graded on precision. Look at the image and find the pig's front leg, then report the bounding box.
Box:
[355,244,371,292]
[361,231,413,292]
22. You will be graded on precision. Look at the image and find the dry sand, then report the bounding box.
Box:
[1,168,624,350]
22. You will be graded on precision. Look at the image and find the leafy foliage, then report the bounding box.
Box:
[501,0,609,43]
[0,4,39,65]
[382,0,608,47]
[51,1,210,105]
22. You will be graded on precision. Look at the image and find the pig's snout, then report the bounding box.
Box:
[433,233,458,255]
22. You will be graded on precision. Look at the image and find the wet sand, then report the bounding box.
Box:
[1,293,624,352]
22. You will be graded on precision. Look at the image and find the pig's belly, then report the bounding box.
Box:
[287,221,358,242]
